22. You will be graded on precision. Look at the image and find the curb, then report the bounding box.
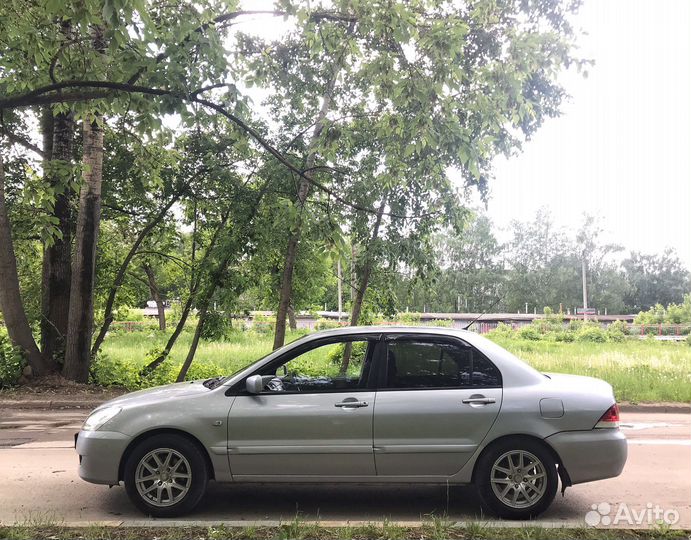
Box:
[0,399,103,410]
[0,519,589,529]
[618,402,691,414]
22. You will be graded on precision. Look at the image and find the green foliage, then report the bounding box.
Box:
[199,310,231,341]
[491,317,624,344]
[517,325,542,341]
[487,322,515,339]
[574,324,608,343]
[0,327,24,387]
[607,320,628,342]
[251,314,276,335]
[314,318,341,330]
[112,306,144,322]
[326,341,367,366]
[635,295,691,325]
[426,319,454,328]
[395,312,421,324]
[91,346,228,389]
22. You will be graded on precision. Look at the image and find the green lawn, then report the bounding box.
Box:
[97,328,691,402]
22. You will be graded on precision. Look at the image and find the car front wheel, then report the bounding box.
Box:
[124,433,208,517]
[476,439,558,519]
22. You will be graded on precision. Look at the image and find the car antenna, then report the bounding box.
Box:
[462,294,505,330]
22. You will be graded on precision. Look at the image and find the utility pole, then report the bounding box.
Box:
[581,255,588,321]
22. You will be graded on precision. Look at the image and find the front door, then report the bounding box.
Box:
[373,336,503,477]
[227,337,378,479]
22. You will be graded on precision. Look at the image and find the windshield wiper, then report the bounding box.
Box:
[202,376,225,389]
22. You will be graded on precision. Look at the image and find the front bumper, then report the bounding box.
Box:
[75,429,132,485]
[546,429,627,485]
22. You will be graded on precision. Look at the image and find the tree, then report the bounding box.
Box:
[503,209,578,313]
[0,153,52,375]
[623,249,690,312]
[399,213,504,313]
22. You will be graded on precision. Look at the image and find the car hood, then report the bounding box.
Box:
[95,380,212,411]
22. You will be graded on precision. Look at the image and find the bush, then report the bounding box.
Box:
[608,320,629,335]
[251,314,275,334]
[426,319,454,328]
[396,311,421,324]
[113,305,144,321]
[553,330,575,342]
[486,322,515,339]
[518,325,542,341]
[315,318,341,330]
[0,327,24,387]
[91,347,228,390]
[575,324,608,343]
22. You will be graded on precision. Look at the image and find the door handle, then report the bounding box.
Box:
[462,397,496,405]
[335,400,369,408]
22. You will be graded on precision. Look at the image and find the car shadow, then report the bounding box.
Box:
[98,482,589,523]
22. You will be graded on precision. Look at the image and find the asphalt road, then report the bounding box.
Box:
[0,408,689,528]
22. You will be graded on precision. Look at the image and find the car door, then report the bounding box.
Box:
[227,335,379,479]
[373,334,503,477]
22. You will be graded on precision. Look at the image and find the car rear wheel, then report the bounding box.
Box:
[124,433,208,517]
[476,438,558,519]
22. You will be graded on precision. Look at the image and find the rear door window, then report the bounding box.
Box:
[384,338,501,389]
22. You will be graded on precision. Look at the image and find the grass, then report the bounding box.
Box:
[0,523,688,540]
[97,327,691,402]
[492,337,691,403]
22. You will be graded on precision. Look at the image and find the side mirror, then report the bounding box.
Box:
[245,374,264,394]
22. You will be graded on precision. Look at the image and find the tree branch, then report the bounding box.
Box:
[1,129,46,158]
[0,80,423,220]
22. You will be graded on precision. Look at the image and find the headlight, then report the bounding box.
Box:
[82,406,122,431]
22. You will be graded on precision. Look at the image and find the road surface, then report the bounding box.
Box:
[0,408,689,528]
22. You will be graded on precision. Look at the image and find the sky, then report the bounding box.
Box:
[470,0,691,267]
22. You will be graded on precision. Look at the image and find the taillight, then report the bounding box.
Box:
[595,403,620,429]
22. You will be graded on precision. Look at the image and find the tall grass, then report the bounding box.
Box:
[98,328,691,402]
[492,337,691,402]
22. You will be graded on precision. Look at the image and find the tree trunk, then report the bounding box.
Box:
[63,119,104,382]
[176,303,208,382]
[273,226,303,350]
[273,66,342,350]
[287,304,297,331]
[143,263,166,331]
[90,189,183,357]
[340,198,386,375]
[0,154,51,376]
[142,211,230,374]
[41,110,74,368]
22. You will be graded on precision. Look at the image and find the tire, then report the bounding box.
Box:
[124,433,208,517]
[475,438,558,520]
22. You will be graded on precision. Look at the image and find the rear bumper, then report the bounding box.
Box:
[546,429,627,485]
[75,430,132,485]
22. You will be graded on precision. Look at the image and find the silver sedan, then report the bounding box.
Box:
[76,326,627,519]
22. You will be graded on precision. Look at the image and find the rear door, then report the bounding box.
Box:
[373,335,503,477]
